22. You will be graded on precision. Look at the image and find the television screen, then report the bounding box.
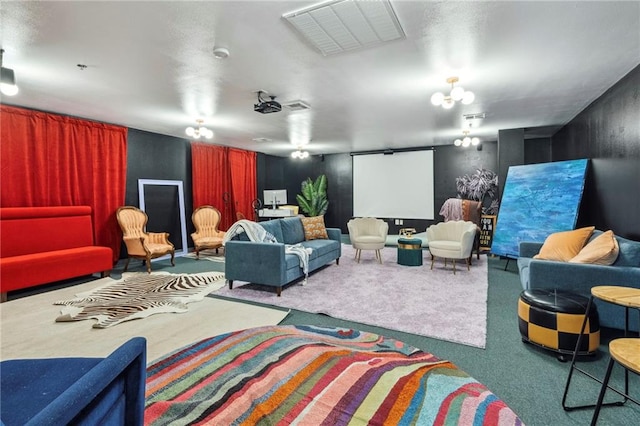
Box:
[491,159,589,258]
[263,189,287,208]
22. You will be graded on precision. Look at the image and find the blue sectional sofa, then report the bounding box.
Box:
[517,230,640,331]
[224,216,341,296]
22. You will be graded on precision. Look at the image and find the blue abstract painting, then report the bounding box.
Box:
[491,159,589,258]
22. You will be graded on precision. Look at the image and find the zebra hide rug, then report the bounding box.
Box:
[54,271,225,329]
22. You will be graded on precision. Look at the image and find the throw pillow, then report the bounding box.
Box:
[533,226,595,262]
[301,216,328,240]
[569,230,619,265]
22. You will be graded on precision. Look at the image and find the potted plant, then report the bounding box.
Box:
[456,168,499,214]
[296,175,329,216]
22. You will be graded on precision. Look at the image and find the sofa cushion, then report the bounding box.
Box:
[613,234,640,267]
[301,216,329,240]
[569,230,619,265]
[280,217,305,245]
[534,226,594,262]
[260,220,284,243]
[300,239,340,258]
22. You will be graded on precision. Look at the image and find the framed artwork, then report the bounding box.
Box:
[479,215,496,251]
[491,159,589,258]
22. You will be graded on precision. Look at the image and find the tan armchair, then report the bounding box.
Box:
[191,206,226,259]
[426,220,477,274]
[116,206,175,273]
[347,217,389,263]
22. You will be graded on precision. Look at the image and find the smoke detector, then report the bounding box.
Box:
[212,47,230,59]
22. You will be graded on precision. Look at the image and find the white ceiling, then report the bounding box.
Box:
[1,1,638,157]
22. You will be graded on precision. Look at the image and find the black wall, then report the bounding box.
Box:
[125,129,194,251]
[257,143,498,233]
[551,64,640,239]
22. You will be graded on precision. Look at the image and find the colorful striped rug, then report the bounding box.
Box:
[145,325,523,425]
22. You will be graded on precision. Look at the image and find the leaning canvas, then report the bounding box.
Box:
[491,159,589,258]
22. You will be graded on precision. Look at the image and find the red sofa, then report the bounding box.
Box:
[0,206,113,301]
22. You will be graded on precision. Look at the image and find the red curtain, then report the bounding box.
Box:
[191,143,256,230]
[0,105,127,262]
[229,148,257,223]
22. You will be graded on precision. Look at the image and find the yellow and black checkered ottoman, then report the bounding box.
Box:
[518,289,600,357]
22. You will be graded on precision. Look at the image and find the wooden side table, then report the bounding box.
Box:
[562,286,640,411]
[591,338,640,424]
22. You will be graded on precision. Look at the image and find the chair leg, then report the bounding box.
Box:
[466,257,471,271]
[452,259,457,274]
[195,248,200,260]
[356,249,361,263]
[170,250,175,267]
[376,249,382,264]
[123,257,131,272]
[430,256,435,270]
[145,256,152,274]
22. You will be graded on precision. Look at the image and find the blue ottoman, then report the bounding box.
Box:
[397,238,423,266]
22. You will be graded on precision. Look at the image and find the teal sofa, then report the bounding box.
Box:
[224,217,341,296]
[517,230,640,331]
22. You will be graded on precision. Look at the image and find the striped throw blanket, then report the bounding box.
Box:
[145,325,523,425]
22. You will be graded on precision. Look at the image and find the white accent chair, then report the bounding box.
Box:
[426,220,477,274]
[347,217,389,263]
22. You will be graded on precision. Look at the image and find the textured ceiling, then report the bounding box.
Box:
[1,1,638,156]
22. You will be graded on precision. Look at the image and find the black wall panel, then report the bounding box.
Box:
[551,65,640,239]
[125,129,193,251]
[524,138,552,164]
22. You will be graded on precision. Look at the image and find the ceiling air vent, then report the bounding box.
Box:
[282,100,311,111]
[283,0,406,56]
[252,137,273,143]
[464,112,486,120]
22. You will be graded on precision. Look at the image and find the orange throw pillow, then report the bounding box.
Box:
[569,230,619,265]
[301,216,329,240]
[533,226,595,262]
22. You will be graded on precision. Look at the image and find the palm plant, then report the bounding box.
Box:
[456,168,499,214]
[296,175,329,216]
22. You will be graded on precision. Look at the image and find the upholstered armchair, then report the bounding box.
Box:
[440,198,482,261]
[426,220,477,274]
[116,206,175,273]
[347,217,389,263]
[191,205,226,259]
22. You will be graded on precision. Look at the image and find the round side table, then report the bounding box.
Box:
[562,286,640,412]
[397,238,423,266]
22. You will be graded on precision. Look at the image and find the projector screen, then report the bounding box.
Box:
[353,150,434,220]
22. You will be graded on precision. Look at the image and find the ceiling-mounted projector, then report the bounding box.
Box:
[254,90,282,114]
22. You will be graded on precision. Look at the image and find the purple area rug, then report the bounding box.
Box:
[214,244,488,348]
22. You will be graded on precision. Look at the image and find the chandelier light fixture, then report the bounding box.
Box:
[431,76,474,109]
[185,119,213,139]
[454,130,480,147]
[291,147,310,159]
[0,49,19,97]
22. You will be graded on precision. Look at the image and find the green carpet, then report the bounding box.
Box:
[12,252,639,425]
[277,258,640,425]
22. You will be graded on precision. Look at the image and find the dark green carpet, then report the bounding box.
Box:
[12,253,639,425]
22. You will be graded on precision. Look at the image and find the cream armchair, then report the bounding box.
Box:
[116,206,175,273]
[347,217,389,263]
[426,220,477,274]
[191,206,226,259]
